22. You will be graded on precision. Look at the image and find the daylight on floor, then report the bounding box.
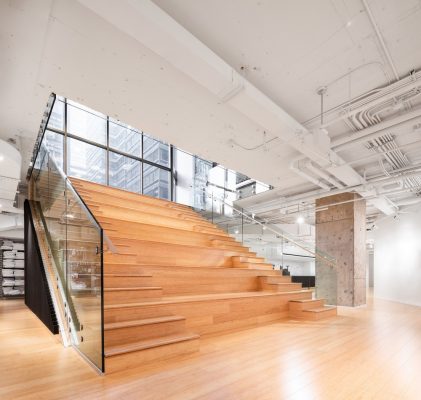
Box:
[1,1,421,399]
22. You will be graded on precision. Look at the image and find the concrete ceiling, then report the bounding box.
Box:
[1,0,421,228]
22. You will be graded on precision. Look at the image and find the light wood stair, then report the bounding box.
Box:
[288,299,337,320]
[70,178,335,373]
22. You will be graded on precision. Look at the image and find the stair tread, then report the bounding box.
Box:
[104,286,162,292]
[268,282,301,286]
[105,290,311,309]
[104,274,152,277]
[104,315,185,331]
[304,306,336,313]
[104,263,281,273]
[105,332,200,357]
[290,299,323,303]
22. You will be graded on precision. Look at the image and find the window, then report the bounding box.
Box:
[143,164,170,200]
[109,119,141,157]
[44,130,63,169]
[67,100,107,145]
[109,152,141,193]
[47,99,65,131]
[67,137,106,184]
[143,135,170,167]
[174,149,194,206]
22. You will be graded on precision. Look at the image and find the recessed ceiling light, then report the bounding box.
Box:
[346,20,352,27]
[0,155,4,162]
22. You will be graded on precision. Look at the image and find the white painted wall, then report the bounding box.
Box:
[373,205,421,307]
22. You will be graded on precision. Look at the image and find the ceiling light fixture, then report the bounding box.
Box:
[234,229,239,234]
[0,155,4,162]
[296,216,305,224]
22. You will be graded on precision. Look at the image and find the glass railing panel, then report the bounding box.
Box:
[32,142,104,372]
[193,187,338,305]
[65,179,103,370]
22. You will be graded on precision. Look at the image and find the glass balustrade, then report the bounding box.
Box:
[192,186,338,305]
[31,138,104,372]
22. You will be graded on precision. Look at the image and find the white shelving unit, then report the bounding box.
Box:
[0,238,25,298]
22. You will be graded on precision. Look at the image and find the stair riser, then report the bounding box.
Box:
[105,289,162,305]
[104,276,154,288]
[260,276,292,284]
[305,308,337,321]
[232,257,265,266]
[233,263,273,270]
[261,283,303,292]
[105,265,145,274]
[105,253,137,264]
[289,299,324,311]
[105,319,186,347]
[104,291,313,324]
[105,337,200,374]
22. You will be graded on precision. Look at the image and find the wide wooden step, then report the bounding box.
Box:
[258,275,292,284]
[289,298,324,311]
[104,287,163,304]
[288,298,337,321]
[104,332,200,373]
[261,282,303,292]
[104,290,313,333]
[302,306,337,320]
[103,274,153,288]
[104,315,186,347]
[232,256,265,266]
[233,262,273,270]
[72,178,192,212]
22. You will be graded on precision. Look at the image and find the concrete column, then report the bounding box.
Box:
[315,193,366,306]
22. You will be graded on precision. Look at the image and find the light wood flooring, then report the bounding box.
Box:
[1,291,420,400]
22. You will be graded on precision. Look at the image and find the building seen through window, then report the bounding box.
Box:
[45,97,270,205]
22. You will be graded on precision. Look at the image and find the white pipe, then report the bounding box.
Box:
[332,107,421,150]
[304,71,421,129]
[305,161,345,189]
[281,167,421,208]
[362,0,399,81]
[289,160,330,190]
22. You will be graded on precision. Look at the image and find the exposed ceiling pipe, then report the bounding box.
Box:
[304,160,345,189]
[304,71,421,129]
[289,160,330,190]
[332,107,421,150]
[393,198,421,207]
[362,0,399,82]
[277,166,421,209]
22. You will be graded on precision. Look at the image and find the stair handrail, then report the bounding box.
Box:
[199,188,336,268]
[41,142,118,254]
[27,93,56,181]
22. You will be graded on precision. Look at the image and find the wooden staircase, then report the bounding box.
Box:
[71,178,336,373]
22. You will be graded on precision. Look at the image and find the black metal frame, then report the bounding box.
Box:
[46,98,173,200]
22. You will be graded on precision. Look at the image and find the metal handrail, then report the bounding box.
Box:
[27,93,56,181]
[42,143,117,254]
[199,188,336,267]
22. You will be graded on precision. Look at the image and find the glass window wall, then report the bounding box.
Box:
[43,97,270,205]
[67,137,106,184]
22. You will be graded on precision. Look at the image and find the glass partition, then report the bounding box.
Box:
[193,186,338,305]
[31,142,104,372]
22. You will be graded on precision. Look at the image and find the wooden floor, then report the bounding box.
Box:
[1,292,420,400]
